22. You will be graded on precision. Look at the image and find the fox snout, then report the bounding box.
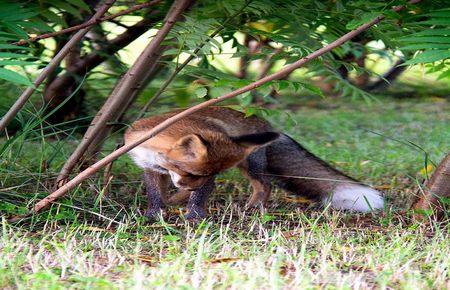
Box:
[168,171,209,191]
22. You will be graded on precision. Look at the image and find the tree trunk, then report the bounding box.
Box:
[0,0,116,133]
[236,35,251,79]
[43,11,165,125]
[83,55,168,161]
[44,2,101,125]
[55,0,196,186]
[413,153,450,220]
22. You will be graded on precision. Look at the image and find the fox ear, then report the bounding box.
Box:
[231,132,279,151]
[168,134,207,162]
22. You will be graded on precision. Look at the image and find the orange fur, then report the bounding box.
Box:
[124,107,278,218]
[125,106,384,221]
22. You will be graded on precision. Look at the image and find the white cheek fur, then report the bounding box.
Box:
[128,147,167,173]
[169,171,182,184]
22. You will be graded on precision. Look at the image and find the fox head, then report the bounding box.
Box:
[161,131,279,190]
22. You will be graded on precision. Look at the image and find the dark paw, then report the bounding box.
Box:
[145,209,166,222]
[184,208,207,223]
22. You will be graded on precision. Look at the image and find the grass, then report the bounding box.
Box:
[1,94,449,289]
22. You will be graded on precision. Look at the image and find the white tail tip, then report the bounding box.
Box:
[325,184,384,212]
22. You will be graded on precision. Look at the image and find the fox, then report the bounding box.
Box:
[124,106,384,221]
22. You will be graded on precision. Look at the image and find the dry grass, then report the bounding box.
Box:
[1,95,449,289]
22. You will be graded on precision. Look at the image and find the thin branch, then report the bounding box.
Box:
[32,0,422,214]
[43,15,159,108]
[137,0,252,118]
[55,0,196,185]
[0,0,117,133]
[256,47,283,80]
[11,0,162,46]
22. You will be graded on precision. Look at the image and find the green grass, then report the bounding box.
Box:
[1,95,449,289]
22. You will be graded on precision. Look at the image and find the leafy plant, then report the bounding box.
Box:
[399,9,450,80]
[0,0,90,85]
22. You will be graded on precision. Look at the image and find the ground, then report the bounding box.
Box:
[0,94,449,289]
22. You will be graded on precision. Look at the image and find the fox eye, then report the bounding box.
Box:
[179,172,198,178]
[182,172,211,178]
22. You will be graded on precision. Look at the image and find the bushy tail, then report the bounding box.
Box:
[265,134,384,212]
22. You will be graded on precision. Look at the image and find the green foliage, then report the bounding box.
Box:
[167,16,221,57]
[1,0,448,102]
[0,0,90,85]
[399,9,450,79]
[154,0,448,107]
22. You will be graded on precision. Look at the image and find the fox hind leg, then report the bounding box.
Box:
[239,148,272,208]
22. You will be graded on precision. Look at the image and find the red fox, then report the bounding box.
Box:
[124,107,384,221]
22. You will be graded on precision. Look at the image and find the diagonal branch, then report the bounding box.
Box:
[0,0,117,133]
[88,1,251,178]
[32,0,422,213]
[256,47,283,81]
[11,0,162,46]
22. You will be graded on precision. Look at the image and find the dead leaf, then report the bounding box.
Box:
[282,196,313,204]
[85,226,115,233]
[206,257,240,264]
[419,164,433,176]
[374,184,391,189]
[281,230,302,239]
[135,255,157,265]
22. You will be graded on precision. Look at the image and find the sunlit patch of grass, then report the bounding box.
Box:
[1,207,449,289]
[270,95,448,208]
[1,96,449,289]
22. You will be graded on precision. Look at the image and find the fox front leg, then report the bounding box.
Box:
[239,148,272,208]
[184,177,215,222]
[143,169,171,222]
